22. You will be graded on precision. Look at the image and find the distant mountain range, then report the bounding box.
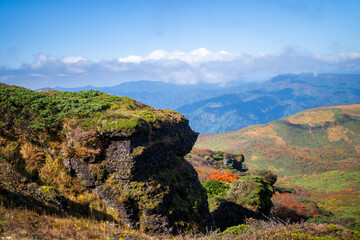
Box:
[39,73,360,134]
[195,104,360,176]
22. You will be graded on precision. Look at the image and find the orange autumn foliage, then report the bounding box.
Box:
[192,147,213,152]
[207,170,238,182]
[279,199,307,211]
[194,166,213,182]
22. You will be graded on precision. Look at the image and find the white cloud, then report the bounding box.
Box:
[314,52,360,64]
[118,55,143,63]
[119,48,237,65]
[148,49,169,60]
[62,56,87,64]
[1,48,360,89]
[30,54,57,69]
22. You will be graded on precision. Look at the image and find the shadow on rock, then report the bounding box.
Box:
[212,200,259,231]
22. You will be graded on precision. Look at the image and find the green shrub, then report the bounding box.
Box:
[328,223,338,232]
[202,180,230,198]
[221,224,249,235]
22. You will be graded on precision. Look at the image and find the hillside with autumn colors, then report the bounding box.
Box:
[194,104,360,232]
[195,104,360,176]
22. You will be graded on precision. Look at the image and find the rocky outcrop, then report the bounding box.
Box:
[209,174,275,231]
[186,148,247,172]
[62,119,212,234]
[0,84,213,235]
[227,175,274,215]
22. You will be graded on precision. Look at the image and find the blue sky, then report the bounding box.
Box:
[1,0,360,89]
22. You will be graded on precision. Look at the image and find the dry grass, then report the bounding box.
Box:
[287,110,335,126]
[243,124,285,145]
[330,104,360,118]
[0,202,155,240]
[327,125,353,143]
[1,202,359,240]
[20,143,45,163]
[194,166,216,182]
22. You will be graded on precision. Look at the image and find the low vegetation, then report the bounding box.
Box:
[195,105,360,238]
[2,198,360,239]
[0,83,184,142]
[276,170,360,230]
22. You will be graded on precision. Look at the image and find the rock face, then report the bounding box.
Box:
[63,119,211,234]
[0,84,213,234]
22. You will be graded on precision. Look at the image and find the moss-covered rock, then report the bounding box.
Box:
[0,83,213,234]
[186,148,246,172]
[254,169,277,186]
[202,171,276,230]
[227,175,274,215]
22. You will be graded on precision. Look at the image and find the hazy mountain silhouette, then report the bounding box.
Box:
[39,73,360,134]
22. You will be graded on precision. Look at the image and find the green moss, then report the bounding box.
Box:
[39,186,58,202]
[328,224,339,232]
[212,151,224,160]
[290,232,338,240]
[227,175,273,213]
[221,224,249,235]
[131,146,145,157]
[274,186,296,194]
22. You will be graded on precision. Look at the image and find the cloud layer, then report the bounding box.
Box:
[1,48,360,89]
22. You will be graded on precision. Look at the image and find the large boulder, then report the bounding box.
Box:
[227,175,274,215]
[203,173,276,230]
[186,149,246,172]
[62,118,212,234]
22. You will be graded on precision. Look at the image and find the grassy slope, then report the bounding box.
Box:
[195,104,360,176]
[196,104,360,229]
[279,170,360,223]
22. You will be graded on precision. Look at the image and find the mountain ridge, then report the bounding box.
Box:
[37,73,360,134]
